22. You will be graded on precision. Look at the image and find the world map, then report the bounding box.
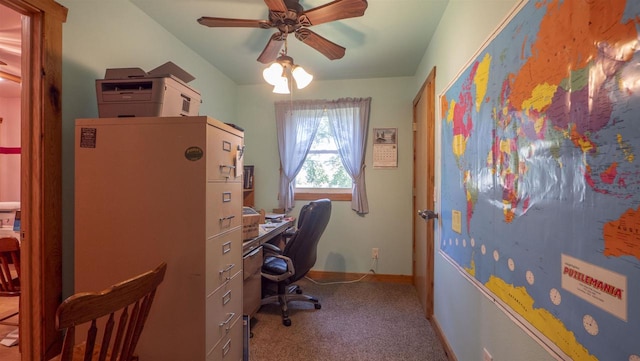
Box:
[440,0,640,360]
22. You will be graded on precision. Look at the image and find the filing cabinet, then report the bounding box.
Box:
[75,116,244,361]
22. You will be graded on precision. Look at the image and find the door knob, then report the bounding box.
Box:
[418,209,438,220]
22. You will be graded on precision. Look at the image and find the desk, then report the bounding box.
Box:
[242,219,294,318]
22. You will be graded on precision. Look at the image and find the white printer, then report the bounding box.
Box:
[96,62,201,118]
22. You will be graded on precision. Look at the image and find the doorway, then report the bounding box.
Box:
[0,0,66,359]
[412,67,436,318]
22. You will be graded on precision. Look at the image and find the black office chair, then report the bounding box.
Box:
[260,198,331,326]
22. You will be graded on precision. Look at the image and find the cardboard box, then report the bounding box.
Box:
[242,213,260,240]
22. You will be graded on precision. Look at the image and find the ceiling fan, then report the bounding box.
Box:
[197,0,368,64]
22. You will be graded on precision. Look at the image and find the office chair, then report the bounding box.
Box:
[261,198,331,326]
[0,236,20,326]
[51,262,167,361]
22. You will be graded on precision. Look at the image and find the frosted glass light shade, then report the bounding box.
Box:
[272,76,290,94]
[263,63,284,86]
[292,66,313,89]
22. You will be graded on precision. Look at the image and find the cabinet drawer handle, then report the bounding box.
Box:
[219,215,235,222]
[219,264,235,279]
[219,312,235,328]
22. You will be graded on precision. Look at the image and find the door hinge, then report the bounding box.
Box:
[412,122,417,131]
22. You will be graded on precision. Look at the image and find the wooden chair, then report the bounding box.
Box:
[51,262,167,361]
[0,236,20,326]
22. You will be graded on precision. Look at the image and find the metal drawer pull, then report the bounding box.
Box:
[219,215,235,222]
[219,312,235,327]
[219,164,235,178]
[219,264,235,279]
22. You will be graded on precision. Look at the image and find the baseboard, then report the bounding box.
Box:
[306,270,413,284]
[431,314,457,361]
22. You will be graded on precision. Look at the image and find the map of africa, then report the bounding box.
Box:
[440,0,640,360]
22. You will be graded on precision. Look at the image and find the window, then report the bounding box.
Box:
[295,116,352,195]
[275,98,371,213]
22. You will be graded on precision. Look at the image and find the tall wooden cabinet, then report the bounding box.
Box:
[74,116,244,360]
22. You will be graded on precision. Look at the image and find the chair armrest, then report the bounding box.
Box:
[261,255,295,282]
[282,226,296,238]
[261,242,281,257]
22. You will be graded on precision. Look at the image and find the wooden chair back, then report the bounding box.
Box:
[0,236,20,325]
[53,262,167,361]
[0,236,20,296]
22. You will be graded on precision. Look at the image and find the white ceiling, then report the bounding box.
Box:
[0,0,449,97]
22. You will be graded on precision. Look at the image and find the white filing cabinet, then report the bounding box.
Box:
[74,116,244,360]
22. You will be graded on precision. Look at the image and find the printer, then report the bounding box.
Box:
[96,62,201,118]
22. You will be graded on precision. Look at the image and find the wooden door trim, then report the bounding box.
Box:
[0,0,67,359]
[412,67,436,318]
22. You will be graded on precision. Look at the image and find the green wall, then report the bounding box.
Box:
[238,77,415,276]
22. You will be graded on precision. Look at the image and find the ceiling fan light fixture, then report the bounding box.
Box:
[263,62,284,86]
[272,76,290,94]
[292,65,313,89]
[263,52,313,93]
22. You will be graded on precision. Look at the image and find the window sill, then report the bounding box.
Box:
[294,189,352,201]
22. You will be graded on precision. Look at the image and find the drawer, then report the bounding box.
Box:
[206,182,242,236]
[207,315,243,361]
[206,228,242,294]
[207,125,243,182]
[206,270,243,352]
[243,268,262,317]
[242,246,263,280]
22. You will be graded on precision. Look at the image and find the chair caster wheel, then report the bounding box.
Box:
[295,288,303,294]
[283,318,292,327]
[315,304,321,309]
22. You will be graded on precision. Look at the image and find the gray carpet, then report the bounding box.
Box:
[249,278,449,361]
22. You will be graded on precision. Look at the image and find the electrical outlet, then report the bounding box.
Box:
[372,248,379,259]
[483,348,493,361]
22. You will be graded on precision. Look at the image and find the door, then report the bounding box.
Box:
[412,67,436,318]
[0,1,66,359]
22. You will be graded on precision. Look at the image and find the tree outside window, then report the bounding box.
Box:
[295,116,352,189]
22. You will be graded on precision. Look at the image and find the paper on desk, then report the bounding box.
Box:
[265,213,285,219]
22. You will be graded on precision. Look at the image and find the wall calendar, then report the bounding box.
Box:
[372,127,397,168]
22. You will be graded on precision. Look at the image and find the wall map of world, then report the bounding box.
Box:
[440,0,640,359]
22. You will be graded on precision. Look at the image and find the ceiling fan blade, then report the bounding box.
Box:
[264,0,288,13]
[295,29,345,60]
[197,17,269,28]
[257,33,285,64]
[302,0,368,26]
